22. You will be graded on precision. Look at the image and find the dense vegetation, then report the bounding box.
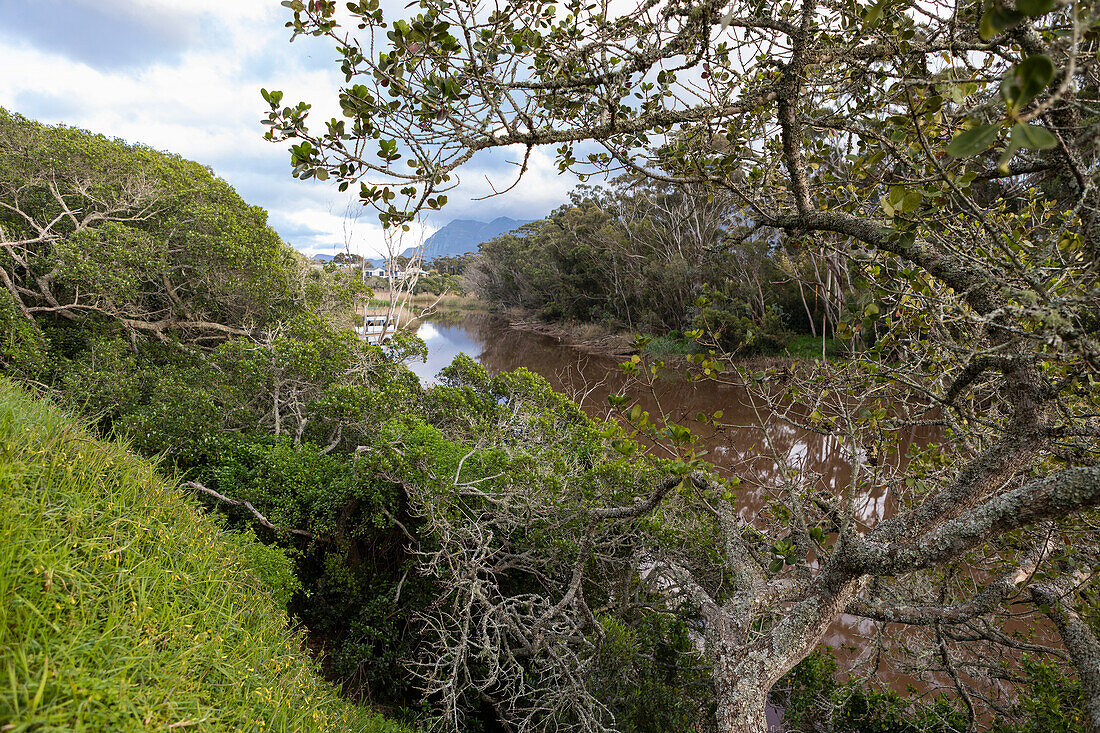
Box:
[8,0,1100,721]
[265,0,1100,730]
[468,180,834,354]
[0,378,408,733]
[0,111,720,731]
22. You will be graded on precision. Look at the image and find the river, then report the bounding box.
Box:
[408,314,944,686]
[410,314,906,525]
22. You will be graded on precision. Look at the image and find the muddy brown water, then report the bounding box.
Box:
[409,314,1039,711]
[411,314,907,525]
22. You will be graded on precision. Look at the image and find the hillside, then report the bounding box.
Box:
[401,216,531,260]
[0,379,409,733]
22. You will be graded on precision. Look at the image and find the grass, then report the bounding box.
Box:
[366,291,491,313]
[779,334,842,361]
[643,334,703,356]
[0,379,412,733]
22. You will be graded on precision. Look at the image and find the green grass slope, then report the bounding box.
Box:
[0,380,409,732]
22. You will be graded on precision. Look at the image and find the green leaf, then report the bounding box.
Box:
[979,6,1025,40]
[863,0,885,28]
[900,190,923,213]
[892,229,917,249]
[922,95,944,114]
[768,558,785,573]
[1001,55,1055,110]
[1017,0,1056,16]
[946,124,1000,158]
[1011,122,1058,150]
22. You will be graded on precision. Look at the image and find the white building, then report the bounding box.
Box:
[396,266,427,280]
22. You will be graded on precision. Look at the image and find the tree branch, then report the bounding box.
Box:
[183,481,325,541]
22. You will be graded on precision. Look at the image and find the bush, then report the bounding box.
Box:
[412,272,464,295]
[776,646,1089,733]
[693,300,789,355]
[775,648,967,733]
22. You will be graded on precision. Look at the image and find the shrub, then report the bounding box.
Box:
[693,299,789,355]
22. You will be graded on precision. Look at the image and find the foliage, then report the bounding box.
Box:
[0,109,712,731]
[592,612,715,732]
[776,648,968,733]
[0,109,305,341]
[992,658,1088,733]
[0,112,433,723]
[411,272,463,296]
[692,293,789,355]
[431,253,477,276]
[269,0,1100,730]
[182,435,399,539]
[469,182,821,346]
[777,647,1090,733]
[0,289,45,376]
[390,355,715,731]
[0,378,410,732]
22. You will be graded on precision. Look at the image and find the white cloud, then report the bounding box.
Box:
[0,2,565,258]
[456,147,580,219]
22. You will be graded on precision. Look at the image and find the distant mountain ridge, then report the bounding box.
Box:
[402,216,531,260]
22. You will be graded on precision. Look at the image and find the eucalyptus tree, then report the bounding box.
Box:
[268,0,1100,730]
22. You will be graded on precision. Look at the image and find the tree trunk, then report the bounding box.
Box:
[711,567,864,733]
[714,671,772,733]
[1031,584,1100,732]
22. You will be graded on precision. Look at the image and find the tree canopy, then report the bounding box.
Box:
[0,109,304,343]
[268,1,1100,731]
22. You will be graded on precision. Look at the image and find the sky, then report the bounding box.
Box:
[0,0,577,259]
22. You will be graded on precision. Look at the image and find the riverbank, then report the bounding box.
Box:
[501,309,842,367]
[371,295,842,367]
[369,291,492,314]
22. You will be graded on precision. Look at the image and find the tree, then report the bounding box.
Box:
[0,109,301,344]
[470,180,777,336]
[268,2,1100,731]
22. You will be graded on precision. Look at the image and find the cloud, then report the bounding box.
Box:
[0,1,571,260]
[0,0,201,70]
[446,147,581,222]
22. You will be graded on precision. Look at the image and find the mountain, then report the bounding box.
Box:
[304,253,385,267]
[402,216,532,260]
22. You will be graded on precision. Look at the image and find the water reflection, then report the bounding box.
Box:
[410,314,1010,696]
[412,314,864,514]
